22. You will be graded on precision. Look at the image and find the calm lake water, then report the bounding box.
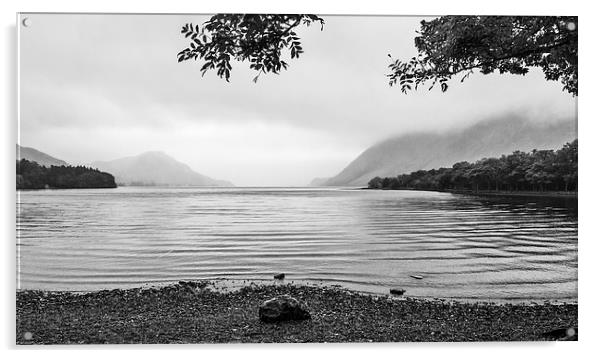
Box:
[16,187,577,302]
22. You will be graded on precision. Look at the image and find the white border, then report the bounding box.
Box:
[2,1,599,357]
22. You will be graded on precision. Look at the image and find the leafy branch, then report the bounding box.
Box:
[177,14,324,82]
[387,16,578,95]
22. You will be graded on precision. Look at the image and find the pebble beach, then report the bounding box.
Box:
[16,281,578,344]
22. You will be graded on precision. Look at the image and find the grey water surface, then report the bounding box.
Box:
[16,187,577,302]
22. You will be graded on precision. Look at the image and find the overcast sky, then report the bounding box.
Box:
[19,14,577,186]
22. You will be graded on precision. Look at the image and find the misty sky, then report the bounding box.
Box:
[19,14,577,186]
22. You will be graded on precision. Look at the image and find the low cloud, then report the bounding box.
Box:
[19,14,577,186]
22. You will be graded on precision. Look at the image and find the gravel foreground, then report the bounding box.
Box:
[16,281,577,344]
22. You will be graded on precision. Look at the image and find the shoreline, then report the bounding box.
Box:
[16,278,578,305]
[363,187,578,200]
[17,280,578,344]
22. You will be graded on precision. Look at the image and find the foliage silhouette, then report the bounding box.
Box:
[388,16,578,95]
[177,14,324,82]
[16,159,117,189]
[367,140,577,192]
[179,15,577,94]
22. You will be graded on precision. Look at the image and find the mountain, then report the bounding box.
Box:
[91,151,234,187]
[308,177,331,187]
[324,116,576,187]
[17,144,68,167]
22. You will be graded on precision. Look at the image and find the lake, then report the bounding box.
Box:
[16,187,577,302]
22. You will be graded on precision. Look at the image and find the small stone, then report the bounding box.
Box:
[389,288,406,296]
[259,295,311,323]
[273,273,285,280]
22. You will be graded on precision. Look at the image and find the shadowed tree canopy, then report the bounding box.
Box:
[388,16,578,95]
[367,140,578,192]
[177,14,324,82]
[16,159,117,190]
[178,15,577,95]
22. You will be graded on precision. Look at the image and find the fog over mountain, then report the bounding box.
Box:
[17,144,68,167]
[323,116,577,187]
[308,177,331,187]
[19,14,577,186]
[91,151,233,187]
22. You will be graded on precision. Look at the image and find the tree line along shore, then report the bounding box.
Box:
[367,140,577,194]
[16,159,117,190]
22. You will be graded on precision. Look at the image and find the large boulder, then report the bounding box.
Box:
[258,295,311,323]
[389,288,406,296]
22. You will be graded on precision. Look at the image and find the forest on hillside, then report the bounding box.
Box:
[16,159,117,189]
[368,140,577,192]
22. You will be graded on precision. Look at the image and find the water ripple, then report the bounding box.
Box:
[16,187,577,301]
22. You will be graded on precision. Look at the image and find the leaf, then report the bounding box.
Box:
[200,62,212,72]
[179,14,326,81]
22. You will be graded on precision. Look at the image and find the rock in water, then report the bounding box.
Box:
[390,288,406,296]
[273,273,285,280]
[259,295,311,323]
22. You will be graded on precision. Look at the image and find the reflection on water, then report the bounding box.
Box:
[16,187,577,302]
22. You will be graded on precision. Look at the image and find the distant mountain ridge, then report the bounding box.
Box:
[91,151,233,187]
[308,177,330,187]
[17,144,68,167]
[324,116,576,187]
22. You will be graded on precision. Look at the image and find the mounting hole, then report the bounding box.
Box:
[567,22,576,31]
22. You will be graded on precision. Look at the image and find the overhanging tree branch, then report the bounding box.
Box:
[388,16,577,95]
[177,15,577,95]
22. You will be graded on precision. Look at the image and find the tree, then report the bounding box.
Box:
[525,150,556,191]
[505,151,531,191]
[16,159,117,190]
[179,15,577,95]
[366,140,577,193]
[554,139,578,191]
[368,176,383,189]
[450,161,472,190]
[177,14,324,82]
[388,16,578,95]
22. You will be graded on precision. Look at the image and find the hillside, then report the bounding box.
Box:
[91,151,233,187]
[308,177,330,187]
[324,116,576,187]
[17,144,68,167]
[17,159,116,190]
